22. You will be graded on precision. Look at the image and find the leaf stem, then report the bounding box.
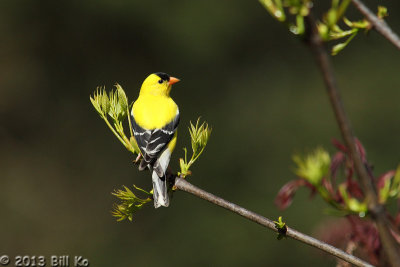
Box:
[102,115,129,150]
[336,0,351,22]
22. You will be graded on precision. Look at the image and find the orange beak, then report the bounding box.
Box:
[169,77,180,86]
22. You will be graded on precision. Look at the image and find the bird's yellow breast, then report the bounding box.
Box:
[132,94,178,130]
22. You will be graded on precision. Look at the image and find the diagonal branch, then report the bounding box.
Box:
[174,177,373,267]
[351,0,400,50]
[304,14,400,267]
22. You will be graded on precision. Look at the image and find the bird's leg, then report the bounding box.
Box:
[133,153,142,164]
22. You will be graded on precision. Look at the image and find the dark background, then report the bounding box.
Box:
[1,0,399,266]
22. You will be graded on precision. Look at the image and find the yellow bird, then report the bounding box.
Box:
[131,72,180,208]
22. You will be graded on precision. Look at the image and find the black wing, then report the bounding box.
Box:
[131,112,179,169]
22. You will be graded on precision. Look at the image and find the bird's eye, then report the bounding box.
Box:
[158,79,163,84]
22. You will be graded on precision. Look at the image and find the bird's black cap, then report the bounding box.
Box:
[154,72,170,82]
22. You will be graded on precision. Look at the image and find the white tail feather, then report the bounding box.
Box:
[152,171,169,208]
[151,148,171,208]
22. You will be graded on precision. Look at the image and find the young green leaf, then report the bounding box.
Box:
[115,83,128,121]
[331,31,357,55]
[292,147,330,186]
[90,84,139,156]
[274,216,287,240]
[390,165,400,198]
[179,118,212,178]
[90,87,106,116]
[377,6,388,19]
[111,185,152,222]
[101,87,111,115]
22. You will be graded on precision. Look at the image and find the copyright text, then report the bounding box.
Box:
[0,255,89,267]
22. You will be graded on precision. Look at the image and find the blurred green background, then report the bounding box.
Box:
[1,0,399,266]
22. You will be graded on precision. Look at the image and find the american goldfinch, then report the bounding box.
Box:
[131,72,180,208]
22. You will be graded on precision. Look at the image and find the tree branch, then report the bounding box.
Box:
[304,14,400,267]
[174,177,373,267]
[351,0,400,50]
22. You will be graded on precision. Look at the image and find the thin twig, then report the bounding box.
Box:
[174,177,373,267]
[304,14,400,267]
[351,0,400,50]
